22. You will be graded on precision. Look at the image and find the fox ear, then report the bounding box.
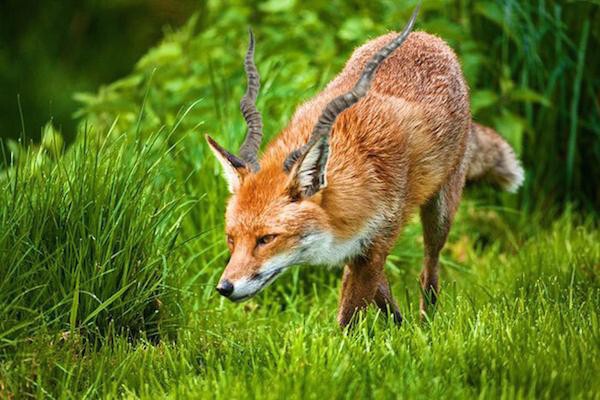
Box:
[287,135,329,199]
[206,135,249,193]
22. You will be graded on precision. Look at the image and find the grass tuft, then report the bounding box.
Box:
[0,126,185,352]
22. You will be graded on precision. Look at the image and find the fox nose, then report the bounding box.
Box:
[216,280,234,298]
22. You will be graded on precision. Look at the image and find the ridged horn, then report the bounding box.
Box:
[238,28,263,172]
[284,4,420,172]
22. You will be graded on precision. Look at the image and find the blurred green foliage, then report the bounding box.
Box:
[71,0,600,211]
[0,0,196,141]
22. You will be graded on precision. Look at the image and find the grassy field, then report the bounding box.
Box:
[1,123,598,399]
[1,1,599,398]
[1,164,598,398]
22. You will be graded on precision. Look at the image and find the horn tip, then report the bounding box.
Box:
[412,2,421,19]
[205,134,215,145]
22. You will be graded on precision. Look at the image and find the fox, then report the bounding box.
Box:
[206,5,523,328]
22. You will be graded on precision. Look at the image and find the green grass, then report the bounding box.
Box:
[1,205,598,398]
[0,121,598,399]
[1,1,599,398]
[0,125,186,349]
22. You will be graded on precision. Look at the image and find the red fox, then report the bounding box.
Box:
[206,6,523,327]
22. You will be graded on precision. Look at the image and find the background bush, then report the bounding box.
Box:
[0,0,197,142]
[2,1,598,211]
[73,0,600,211]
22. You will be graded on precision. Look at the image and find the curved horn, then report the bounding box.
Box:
[238,28,263,172]
[284,4,420,172]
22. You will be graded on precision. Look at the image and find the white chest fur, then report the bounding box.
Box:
[299,214,385,266]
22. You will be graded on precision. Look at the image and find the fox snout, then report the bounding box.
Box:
[215,258,272,301]
[216,266,255,302]
[215,280,234,297]
[215,269,283,302]
[216,249,298,301]
[215,249,263,301]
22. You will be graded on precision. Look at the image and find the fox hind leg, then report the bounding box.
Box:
[419,163,466,319]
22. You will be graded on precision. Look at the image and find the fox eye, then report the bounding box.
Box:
[256,234,277,247]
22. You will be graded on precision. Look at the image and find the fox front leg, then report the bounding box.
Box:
[337,244,401,328]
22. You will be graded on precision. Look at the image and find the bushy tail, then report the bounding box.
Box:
[466,122,524,192]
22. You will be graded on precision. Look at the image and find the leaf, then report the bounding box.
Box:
[458,42,485,86]
[471,90,499,115]
[108,75,143,91]
[510,88,550,107]
[338,17,375,42]
[493,110,526,155]
[422,18,465,43]
[6,139,21,160]
[500,73,515,96]
[259,0,296,13]
[70,271,80,332]
[41,122,64,157]
[72,91,96,103]
[475,2,518,46]
[474,2,504,27]
[136,43,182,70]
[82,282,134,325]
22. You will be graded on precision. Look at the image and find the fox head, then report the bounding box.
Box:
[205,132,332,301]
[206,14,418,300]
